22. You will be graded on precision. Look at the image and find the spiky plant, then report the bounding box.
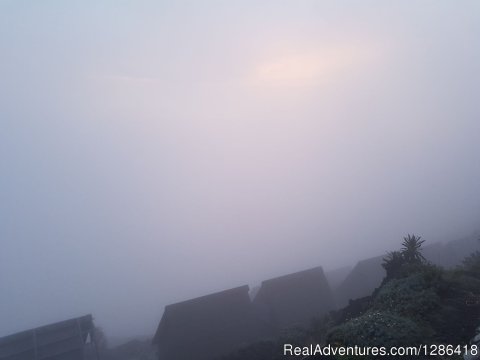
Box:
[401,234,426,264]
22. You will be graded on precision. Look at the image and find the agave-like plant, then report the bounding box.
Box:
[401,234,426,264]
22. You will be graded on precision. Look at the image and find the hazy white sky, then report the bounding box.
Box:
[1,1,480,339]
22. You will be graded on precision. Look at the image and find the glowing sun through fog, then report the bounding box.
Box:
[251,44,382,87]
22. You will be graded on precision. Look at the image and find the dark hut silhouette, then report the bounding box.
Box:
[252,266,334,333]
[325,265,352,290]
[153,285,265,360]
[334,255,385,308]
[0,314,98,360]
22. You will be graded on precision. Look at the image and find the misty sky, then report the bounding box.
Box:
[1,1,480,339]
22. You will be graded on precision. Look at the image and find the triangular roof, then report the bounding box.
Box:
[325,265,353,290]
[0,315,95,360]
[253,266,334,331]
[334,255,385,307]
[153,285,263,360]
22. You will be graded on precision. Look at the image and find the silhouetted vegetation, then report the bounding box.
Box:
[401,234,426,264]
[382,234,426,281]
[221,234,480,360]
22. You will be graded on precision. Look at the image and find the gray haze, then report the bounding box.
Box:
[1,1,479,339]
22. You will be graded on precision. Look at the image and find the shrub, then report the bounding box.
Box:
[373,273,440,322]
[327,311,424,348]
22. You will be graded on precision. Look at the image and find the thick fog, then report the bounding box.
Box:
[1,1,479,340]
